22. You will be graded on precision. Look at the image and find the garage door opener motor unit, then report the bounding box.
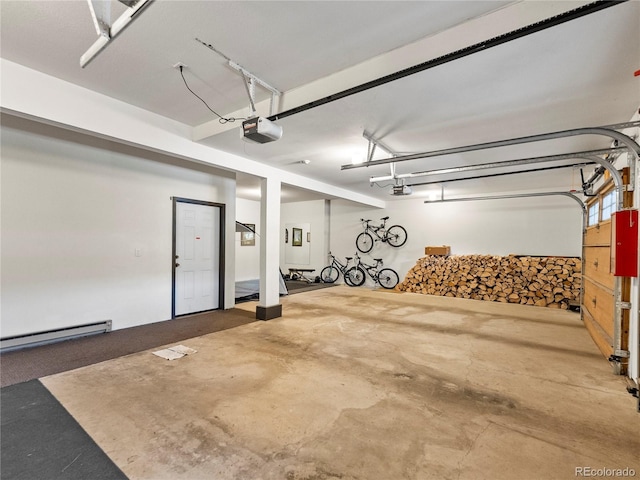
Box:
[242,117,283,143]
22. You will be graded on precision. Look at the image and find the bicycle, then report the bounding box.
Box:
[346,252,399,289]
[320,252,365,286]
[356,216,407,253]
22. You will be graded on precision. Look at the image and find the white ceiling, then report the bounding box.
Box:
[1,1,639,203]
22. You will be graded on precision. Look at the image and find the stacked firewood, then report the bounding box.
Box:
[399,254,581,309]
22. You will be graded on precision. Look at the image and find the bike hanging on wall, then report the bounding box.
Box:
[356,216,407,253]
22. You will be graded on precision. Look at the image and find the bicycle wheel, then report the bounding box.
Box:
[320,266,339,283]
[345,267,366,287]
[356,232,374,253]
[343,270,354,286]
[378,268,399,289]
[385,225,407,248]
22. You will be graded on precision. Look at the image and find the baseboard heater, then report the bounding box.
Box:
[0,320,112,352]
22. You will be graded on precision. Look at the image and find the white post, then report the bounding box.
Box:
[623,113,639,403]
[257,176,282,320]
[630,152,639,386]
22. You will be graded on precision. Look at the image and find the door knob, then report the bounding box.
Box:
[175,263,180,268]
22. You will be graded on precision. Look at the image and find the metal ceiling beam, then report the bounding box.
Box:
[228,61,281,117]
[362,131,400,158]
[86,0,110,37]
[407,162,595,188]
[423,190,586,212]
[81,0,154,68]
[369,147,627,183]
[423,190,587,237]
[345,122,640,171]
[580,156,624,209]
[385,145,624,214]
[423,190,588,238]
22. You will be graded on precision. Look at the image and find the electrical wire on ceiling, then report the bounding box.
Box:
[371,181,395,189]
[178,66,246,124]
[195,38,282,120]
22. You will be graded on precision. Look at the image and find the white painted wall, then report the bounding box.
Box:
[1,116,236,337]
[329,196,583,286]
[235,198,261,282]
[280,200,329,277]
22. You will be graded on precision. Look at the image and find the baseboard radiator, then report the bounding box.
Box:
[0,320,112,352]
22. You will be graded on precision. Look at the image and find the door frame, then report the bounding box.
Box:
[172,197,226,318]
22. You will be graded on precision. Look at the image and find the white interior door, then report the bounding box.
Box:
[174,201,221,316]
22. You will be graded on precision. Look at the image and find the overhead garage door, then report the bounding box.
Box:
[582,168,632,374]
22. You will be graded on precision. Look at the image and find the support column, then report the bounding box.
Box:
[630,147,639,399]
[257,176,282,320]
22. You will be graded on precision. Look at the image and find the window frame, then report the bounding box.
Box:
[587,201,600,227]
[600,190,615,222]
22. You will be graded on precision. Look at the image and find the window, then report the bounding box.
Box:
[601,190,615,221]
[588,201,599,226]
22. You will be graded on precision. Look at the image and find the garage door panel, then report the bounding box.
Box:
[583,247,614,290]
[582,309,613,359]
[584,221,611,246]
[583,277,614,338]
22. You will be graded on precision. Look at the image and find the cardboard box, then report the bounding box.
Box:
[425,245,451,256]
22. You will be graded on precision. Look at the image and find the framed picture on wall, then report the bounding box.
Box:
[292,227,303,246]
[241,224,256,246]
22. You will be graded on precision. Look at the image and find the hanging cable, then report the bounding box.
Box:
[372,181,396,188]
[178,66,246,124]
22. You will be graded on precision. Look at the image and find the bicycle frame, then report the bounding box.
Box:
[353,253,382,282]
[327,254,348,274]
[349,252,399,289]
[323,252,367,287]
[362,218,389,242]
[363,261,383,283]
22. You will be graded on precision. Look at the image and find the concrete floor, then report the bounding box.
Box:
[42,287,639,480]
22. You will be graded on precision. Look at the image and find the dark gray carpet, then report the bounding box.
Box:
[285,280,337,293]
[1,309,256,388]
[1,379,127,480]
